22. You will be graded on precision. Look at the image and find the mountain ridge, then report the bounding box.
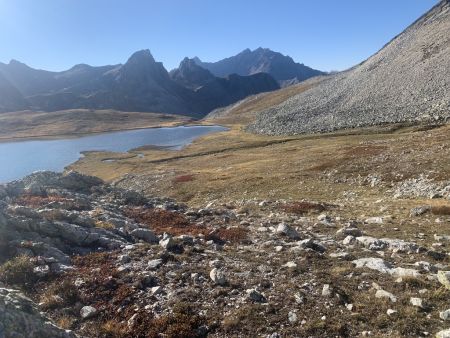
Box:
[0,49,281,117]
[193,47,324,87]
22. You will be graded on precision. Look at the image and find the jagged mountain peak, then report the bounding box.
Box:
[7,59,33,70]
[193,48,324,86]
[170,57,215,90]
[125,49,156,65]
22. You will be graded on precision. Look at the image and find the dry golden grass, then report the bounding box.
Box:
[70,122,450,246]
[0,255,37,290]
[94,221,116,230]
[432,204,450,215]
[0,109,190,141]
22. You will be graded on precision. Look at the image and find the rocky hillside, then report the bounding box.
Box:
[1,171,450,337]
[248,0,450,135]
[0,50,280,117]
[193,48,324,87]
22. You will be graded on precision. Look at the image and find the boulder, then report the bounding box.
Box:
[43,222,100,246]
[352,258,393,274]
[390,267,420,278]
[356,236,388,250]
[0,288,76,337]
[159,236,176,250]
[336,226,363,239]
[437,271,450,290]
[210,268,227,286]
[148,259,164,270]
[131,228,158,243]
[440,309,450,321]
[375,289,397,302]
[80,305,98,319]
[436,329,450,338]
[410,297,425,309]
[297,238,326,253]
[410,205,431,217]
[276,223,300,240]
[246,289,266,303]
[365,217,384,224]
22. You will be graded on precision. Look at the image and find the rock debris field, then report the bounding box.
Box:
[0,171,449,337]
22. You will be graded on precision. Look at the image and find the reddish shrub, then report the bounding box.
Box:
[173,174,195,183]
[280,201,327,215]
[432,205,450,215]
[124,207,208,236]
[207,227,249,244]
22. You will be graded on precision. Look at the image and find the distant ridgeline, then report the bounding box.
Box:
[0,48,323,117]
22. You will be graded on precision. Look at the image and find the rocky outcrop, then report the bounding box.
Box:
[0,171,185,273]
[0,288,75,338]
[248,1,450,135]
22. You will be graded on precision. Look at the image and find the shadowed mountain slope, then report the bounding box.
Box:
[0,50,280,117]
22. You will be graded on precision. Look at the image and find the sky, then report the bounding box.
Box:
[0,0,438,72]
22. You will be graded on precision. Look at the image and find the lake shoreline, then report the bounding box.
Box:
[0,125,228,182]
[0,121,220,144]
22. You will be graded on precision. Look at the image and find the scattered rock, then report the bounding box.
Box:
[80,305,98,319]
[159,235,176,250]
[410,205,431,217]
[283,261,298,269]
[288,311,297,323]
[410,297,425,309]
[352,258,392,274]
[375,289,397,302]
[440,309,450,321]
[387,309,397,316]
[437,271,450,290]
[436,329,450,338]
[131,228,158,243]
[210,268,227,286]
[148,259,164,270]
[365,217,384,224]
[276,223,300,240]
[322,284,332,297]
[246,289,266,303]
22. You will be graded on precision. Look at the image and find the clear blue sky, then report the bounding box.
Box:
[0,0,438,72]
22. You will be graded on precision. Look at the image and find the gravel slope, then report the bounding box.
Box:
[248,0,450,135]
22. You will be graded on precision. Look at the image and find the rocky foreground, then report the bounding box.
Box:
[0,171,450,337]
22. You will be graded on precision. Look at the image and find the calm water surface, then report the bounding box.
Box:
[0,125,227,182]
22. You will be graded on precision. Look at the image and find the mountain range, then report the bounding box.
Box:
[194,47,324,87]
[248,0,450,135]
[0,48,323,117]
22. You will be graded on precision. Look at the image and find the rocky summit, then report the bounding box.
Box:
[248,0,450,135]
[0,171,449,337]
[193,48,324,87]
